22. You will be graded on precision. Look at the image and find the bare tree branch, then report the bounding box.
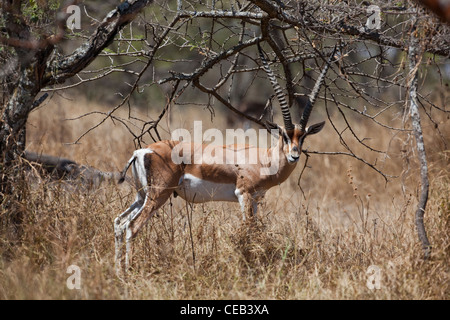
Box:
[249,0,450,57]
[43,0,154,86]
[158,36,262,85]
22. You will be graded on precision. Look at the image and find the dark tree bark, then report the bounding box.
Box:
[0,0,55,242]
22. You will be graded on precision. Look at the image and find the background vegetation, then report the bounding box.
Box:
[0,92,447,299]
[0,0,448,299]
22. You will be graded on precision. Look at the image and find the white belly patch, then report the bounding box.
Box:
[175,174,238,203]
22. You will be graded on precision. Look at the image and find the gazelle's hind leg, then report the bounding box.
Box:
[114,197,143,275]
[124,190,172,271]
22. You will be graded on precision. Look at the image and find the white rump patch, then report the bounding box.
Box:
[132,149,153,200]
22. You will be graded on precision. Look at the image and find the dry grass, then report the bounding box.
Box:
[0,94,448,300]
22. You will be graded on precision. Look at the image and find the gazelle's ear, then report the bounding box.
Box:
[305,121,325,135]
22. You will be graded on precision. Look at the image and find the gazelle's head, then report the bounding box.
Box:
[275,93,326,163]
[278,121,325,163]
[259,43,336,164]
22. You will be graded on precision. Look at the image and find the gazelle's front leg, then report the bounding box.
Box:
[235,189,258,220]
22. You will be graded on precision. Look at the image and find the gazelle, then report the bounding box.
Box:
[114,45,337,273]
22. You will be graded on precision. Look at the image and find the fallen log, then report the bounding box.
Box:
[23,151,123,187]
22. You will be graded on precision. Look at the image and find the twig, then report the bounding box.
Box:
[303,149,396,183]
[297,151,311,199]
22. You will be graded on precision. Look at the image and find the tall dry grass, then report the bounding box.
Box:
[0,94,448,299]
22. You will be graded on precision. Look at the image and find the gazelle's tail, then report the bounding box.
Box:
[118,154,137,184]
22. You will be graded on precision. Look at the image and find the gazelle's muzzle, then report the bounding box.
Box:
[287,144,300,163]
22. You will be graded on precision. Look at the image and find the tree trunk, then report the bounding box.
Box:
[0,0,55,244]
[408,20,432,259]
[0,47,53,246]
